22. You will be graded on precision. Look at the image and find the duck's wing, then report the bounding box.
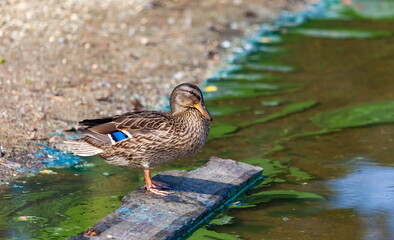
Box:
[80,111,173,143]
[65,111,174,157]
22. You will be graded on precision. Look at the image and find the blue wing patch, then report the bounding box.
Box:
[111,131,128,142]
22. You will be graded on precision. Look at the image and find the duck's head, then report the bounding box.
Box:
[170,83,213,121]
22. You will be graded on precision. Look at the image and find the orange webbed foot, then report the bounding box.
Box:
[143,169,171,196]
[145,185,171,196]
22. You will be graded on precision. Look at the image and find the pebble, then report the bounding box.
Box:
[0,146,5,158]
[221,40,232,48]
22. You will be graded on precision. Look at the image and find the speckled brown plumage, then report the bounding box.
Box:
[66,83,212,195]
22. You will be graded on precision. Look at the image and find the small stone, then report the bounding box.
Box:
[70,13,79,21]
[0,146,5,157]
[140,37,149,45]
[173,72,184,80]
[205,50,218,60]
[221,40,231,48]
[244,10,257,18]
[167,17,175,24]
[58,37,67,44]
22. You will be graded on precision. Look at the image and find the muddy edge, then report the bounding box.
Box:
[0,0,306,187]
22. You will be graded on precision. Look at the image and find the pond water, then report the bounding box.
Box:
[1,1,394,239]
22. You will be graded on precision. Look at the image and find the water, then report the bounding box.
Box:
[2,1,394,239]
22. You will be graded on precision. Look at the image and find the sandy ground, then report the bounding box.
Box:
[0,0,307,185]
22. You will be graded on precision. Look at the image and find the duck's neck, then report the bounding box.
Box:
[172,108,211,154]
[172,108,209,127]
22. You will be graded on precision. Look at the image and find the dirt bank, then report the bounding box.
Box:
[0,0,307,185]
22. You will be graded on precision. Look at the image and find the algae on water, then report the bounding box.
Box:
[244,190,325,206]
[242,157,314,184]
[240,100,318,127]
[189,227,242,240]
[208,105,250,117]
[209,123,239,140]
[311,101,394,130]
[289,28,391,39]
[231,63,297,73]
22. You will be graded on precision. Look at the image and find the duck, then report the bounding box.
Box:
[65,83,212,195]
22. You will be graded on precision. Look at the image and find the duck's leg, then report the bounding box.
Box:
[144,169,171,189]
[143,169,171,196]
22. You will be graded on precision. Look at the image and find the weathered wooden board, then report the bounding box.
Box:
[68,157,263,240]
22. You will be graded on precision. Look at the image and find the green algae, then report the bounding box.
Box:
[0,57,5,64]
[256,45,285,53]
[209,124,239,140]
[287,167,314,181]
[310,101,394,130]
[213,81,281,91]
[209,73,280,82]
[240,101,318,127]
[208,106,250,117]
[234,190,325,208]
[0,190,59,218]
[262,99,284,107]
[289,28,391,39]
[233,48,285,65]
[39,196,120,239]
[236,63,297,73]
[262,142,286,157]
[242,157,286,183]
[209,214,234,226]
[242,157,313,184]
[189,227,242,240]
[205,87,299,102]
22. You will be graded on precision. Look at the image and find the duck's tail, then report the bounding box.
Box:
[64,136,105,157]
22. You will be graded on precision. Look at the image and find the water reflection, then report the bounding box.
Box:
[330,160,394,240]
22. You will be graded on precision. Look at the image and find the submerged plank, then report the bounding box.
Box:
[69,157,263,240]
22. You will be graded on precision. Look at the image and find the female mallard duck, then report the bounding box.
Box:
[66,83,212,195]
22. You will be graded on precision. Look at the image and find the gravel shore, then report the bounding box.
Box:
[0,0,307,185]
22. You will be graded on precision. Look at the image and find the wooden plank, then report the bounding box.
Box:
[69,157,263,240]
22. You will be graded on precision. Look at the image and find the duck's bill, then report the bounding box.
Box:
[194,102,213,121]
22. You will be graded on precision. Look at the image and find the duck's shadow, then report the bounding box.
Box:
[154,174,237,204]
[156,174,235,194]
